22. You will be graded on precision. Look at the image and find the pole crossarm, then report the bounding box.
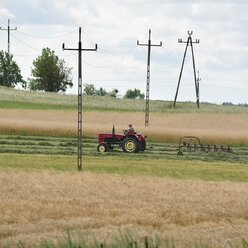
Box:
[137,29,162,127]
[62,27,97,171]
[0,19,17,54]
[178,31,199,44]
[62,45,98,51]
[173,30,200,108]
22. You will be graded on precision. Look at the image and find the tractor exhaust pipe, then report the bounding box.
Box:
[112,125,115,136]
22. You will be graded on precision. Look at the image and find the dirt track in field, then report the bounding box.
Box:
[1,172,248,247]
[0,109,248,144]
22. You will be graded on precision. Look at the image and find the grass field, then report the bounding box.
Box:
[1,152,248,181]
[0,135,247,167]
[1,86,248,113]
[0,87,248,247]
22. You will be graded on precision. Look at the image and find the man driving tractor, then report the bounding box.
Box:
[128,124,134,132]
[125,124,135,135]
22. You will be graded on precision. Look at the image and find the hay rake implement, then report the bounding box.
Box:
[177,136,232,156]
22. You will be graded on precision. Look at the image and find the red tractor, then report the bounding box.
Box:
[97,126,146,153]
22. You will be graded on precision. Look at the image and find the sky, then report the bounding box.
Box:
[0,0,248,104]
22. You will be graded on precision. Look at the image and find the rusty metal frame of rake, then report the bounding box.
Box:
[177,136,233,155]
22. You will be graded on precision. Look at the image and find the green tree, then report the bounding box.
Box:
[83,83,96,95]
[84,84,109,96]
[124,88,145,99]
[108,88,119,98]
[0,50,25,88]
[95,87,107,96]
[29,47,73,92]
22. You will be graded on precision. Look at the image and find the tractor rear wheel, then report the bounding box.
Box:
[97,143,107,153]
[122,137,139,153]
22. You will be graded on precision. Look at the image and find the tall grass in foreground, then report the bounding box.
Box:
[12,232,248,248]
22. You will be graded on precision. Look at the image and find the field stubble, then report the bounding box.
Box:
[0,110,247,145]
[1,172,248,247]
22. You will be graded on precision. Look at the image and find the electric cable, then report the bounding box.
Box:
[15,29,77,39]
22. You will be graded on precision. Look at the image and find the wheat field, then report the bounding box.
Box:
[0,171,248,247]
[0,109,247,144]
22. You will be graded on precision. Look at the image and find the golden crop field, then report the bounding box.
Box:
[0,109,247,144]
[1,171,248,247]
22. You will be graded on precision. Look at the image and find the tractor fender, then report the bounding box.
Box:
[125,134,141,142]
[99,141,108,145]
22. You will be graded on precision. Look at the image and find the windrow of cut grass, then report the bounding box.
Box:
[0,135,247,177]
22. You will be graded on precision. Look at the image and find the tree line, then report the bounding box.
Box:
[0,48,144,99]
[0,48,72,92]
[83,83,145,99]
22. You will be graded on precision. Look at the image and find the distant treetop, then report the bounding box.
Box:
[0,50,26,88]
[28,47,73,92]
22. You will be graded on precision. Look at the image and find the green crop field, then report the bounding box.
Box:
[0,86,248,248]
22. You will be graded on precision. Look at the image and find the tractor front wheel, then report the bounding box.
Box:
[97,143,107,153]
[122,137,139,153]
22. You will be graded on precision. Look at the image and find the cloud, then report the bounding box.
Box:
[0,8,15,20]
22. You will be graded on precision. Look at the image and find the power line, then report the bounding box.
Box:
[0,20,7,27]
[16,29,77,39]
[11,32,78,56]
[0,19,17,54]
[82,56,143,69]
[10,33,41,52]
[82,29,143,68]
[200,83,248,91]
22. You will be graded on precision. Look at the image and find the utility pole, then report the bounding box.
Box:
[137,29,162,127]
[173,31,200,108]
[0,19,17,54]
[196,70,201,103]
[62,27,97,171]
